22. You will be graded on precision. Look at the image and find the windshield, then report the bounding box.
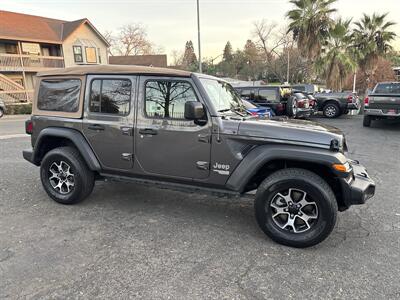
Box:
[199,78,245,114]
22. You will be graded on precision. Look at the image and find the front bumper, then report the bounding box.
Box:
[339,160,375,209]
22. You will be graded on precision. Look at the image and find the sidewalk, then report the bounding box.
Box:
[0,114,30,136]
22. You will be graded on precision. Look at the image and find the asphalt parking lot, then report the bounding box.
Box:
[0,115,399,299]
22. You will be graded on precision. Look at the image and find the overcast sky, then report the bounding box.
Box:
[2,0,400,62]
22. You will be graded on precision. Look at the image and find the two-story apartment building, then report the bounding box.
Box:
[0,10,109,103]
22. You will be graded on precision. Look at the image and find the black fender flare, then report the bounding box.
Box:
[226,144,347,193]
[31,127,101,171]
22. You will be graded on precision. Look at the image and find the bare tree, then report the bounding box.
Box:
[105,23,161,56]
[102,30,115,57]
[118,23,153,56]
[252,20,310,83]
[170,49,184,67]
[253,20,286,61]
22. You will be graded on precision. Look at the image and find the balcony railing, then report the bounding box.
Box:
[0,53,64,72]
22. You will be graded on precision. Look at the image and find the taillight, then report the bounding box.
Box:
[347,95,353,103]
[276,103,284,111]
[25,120,33,135]
[364,97,369,106]
[251,112,258,116]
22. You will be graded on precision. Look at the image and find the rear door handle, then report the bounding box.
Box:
[88,124,105,131]
[139,128,158,135]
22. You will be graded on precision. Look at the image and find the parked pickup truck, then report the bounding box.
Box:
[314,91,360,118]
[363,82,400,127]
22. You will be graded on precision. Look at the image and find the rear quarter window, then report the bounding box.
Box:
[37,79,81,112]
[374,83,400,94]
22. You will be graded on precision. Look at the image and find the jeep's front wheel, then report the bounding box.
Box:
[40,147,95,204]
[254,168,338,248]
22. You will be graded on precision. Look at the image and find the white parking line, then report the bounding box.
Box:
[0,134,29,140]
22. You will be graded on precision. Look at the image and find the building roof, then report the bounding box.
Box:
[37,64,192,77]
[109,55,168,68]
[0,10,109,46]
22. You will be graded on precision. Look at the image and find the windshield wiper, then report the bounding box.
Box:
[217,108,232,113]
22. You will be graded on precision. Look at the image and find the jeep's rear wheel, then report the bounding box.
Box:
[40,147,95,204]
[0,108,4,118]
[254,168,338,248]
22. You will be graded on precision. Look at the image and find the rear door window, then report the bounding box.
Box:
[89,79,131,115]
[37,79,81,112]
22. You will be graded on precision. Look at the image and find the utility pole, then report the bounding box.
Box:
[352,71,357,93]
[196,0,202,73]
[286,49,290,84]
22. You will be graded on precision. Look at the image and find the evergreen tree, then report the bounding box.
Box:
[182,41,198,70]
[222,41,233,62]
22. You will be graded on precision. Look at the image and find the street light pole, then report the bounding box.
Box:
[196,0,202,73]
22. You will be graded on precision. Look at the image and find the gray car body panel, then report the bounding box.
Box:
[226,144,347,192]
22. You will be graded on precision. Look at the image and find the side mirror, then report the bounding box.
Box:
[184,101,205,120]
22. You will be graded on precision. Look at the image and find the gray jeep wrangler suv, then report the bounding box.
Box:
[23,65,375,248]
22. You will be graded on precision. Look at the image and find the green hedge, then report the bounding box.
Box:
[5,103,32,115]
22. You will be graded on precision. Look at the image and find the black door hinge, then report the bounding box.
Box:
[196,161,209,170]
[121,153,133,161]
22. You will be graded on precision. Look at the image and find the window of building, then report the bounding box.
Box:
[73,46,83,63]
[145,80,197,119]
[89,79,131,115]
[37,79,81,112]
[85,47,97,63]
[97,48,102,64]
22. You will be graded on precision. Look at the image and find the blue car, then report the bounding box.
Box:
[242,99,275,118]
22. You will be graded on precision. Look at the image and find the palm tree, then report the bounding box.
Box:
[315,18,356,91]
[287,0,337,61]
[352,13,396,82]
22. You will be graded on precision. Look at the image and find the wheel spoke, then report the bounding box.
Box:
[282,216,297,233]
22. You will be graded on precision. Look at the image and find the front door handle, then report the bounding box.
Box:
[139,128,158,135]
[88,124,105,131]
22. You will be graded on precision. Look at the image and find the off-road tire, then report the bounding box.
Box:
[363,115,371,127]
[0,108,4,118]
[254,168,338,248]
[40,146,95,204]
[323,103,340,118]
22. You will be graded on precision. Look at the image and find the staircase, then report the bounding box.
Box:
[0,74,29,103]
